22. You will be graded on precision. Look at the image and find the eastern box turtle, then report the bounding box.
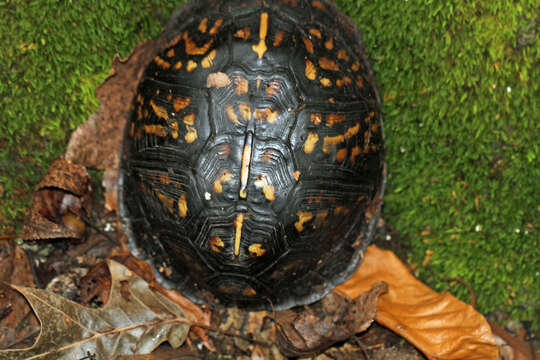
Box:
[119,0,385,310]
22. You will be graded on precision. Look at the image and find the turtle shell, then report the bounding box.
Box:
[119,0,385,310]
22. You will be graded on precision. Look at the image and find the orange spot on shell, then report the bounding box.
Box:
[150,100,168,120]
[248,243,267,257]
[266,80,280,97]
[302,37,314,53]
[183,32,214,55]
[166,49,175,58]
[183,113,196,126]
[337,49,350,61]
[324,38,333,50]
[154,56,171,69]
[326,113,345,127]
[186,60,198,72]
[336,148,347,162]
[295,211,313,232]
[273,30,286,46]
[238,102,251,121]
[312,0,326,11]
[213,170,233,193]
[303,132,319,154]
[178,194,188,217]
[309,28,322,39]
[336,76,352,88]
[159,173,171,184]
[234,213,244,256]
[144,124,167,137]
[226,104,240,124]
[310,113,322,125]
[322,134,345,153]
[293,170,301,181]
[169,121,179,139]
[350,146,362,163]
[173,61,183,70]
[320,78,332,87]
[356,75,364,88]
[351,61,361,72]
[255,175,276,201]
[201,49,217,68]
[209,19,224,35]
[156,192,174,214]
[234,75,249,95]
[198,18,208,33]
[305,59,317,80]
[209,236,224,252]
[344,122,360,139]
[319,57,339,71]
[252,13,269,59]
[254,107,278,123]
[243,287,257,296]
[173,97,191,112]
[206,72,230,88]
[234,27,251,40]
[185,126,197,143]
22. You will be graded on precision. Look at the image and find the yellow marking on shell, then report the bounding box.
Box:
[252,12,269,59]
[173,97,191,112]
[150,100,169,120]
[326,113,345,127]
[160,173,171,184]
[156,192,175,214]
[295,211,313,232]
[183,32,214,55]
[266,80,280,97]
[336,148,347,162]
[329,97,335,103]
[337,49,350,61]
[169,121,179,139]
[344,122,360,139]
[322,134,345,153]
[239,134,253,199]
[144,124,167,137]
[154,56,171,69]
[350,146,362,163]
[234,213,244,256]
[320,78,332,87]
[243,287,257,296]
[166,49,175,58]
[324,38,333,50]
[302,37,314,53]
[273,30,285,46]
[312,0,326,10]
[234,27,251,40]
[137,94,144,104]
[351,61,361,72]
[254,175,275,201]
[209,236,224,252]
[183,113,195,126]
[315,209,329,222]
[257,76,262,89]
[319,57,340,71]
[186,60,198,72]
[293,170,301,181]
[184,126,197,143]
[201,49,217,68]
[336,76,352,88]
[173,61,183,70]
[129,122,135,137]
[304,132,319,154]
[356,75,364,88]
[225,104,240,124]
[198,18,209,33]
[310,113,322,125]
[206,72,231,88]
[364,129,371,146]
[254,107,278,123]
[305,59,317,80]
[178,193,188,217]
[335,206,351,215]
[248,243,266,257]
[209,19,224,35]
[309,28,322,39]
[238,103,251,121]
[234,75,249,95]
[166,94,173,102]
[213,170,233,193]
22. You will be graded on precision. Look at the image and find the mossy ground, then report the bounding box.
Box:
[1,1,538,328]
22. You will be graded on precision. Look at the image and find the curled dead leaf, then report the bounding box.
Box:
[273,281,387,358]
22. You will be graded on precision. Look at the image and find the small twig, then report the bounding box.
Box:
[191,323,272,347]
[443,277,476,308]
[353,335,371,360]
[0,234,17,241]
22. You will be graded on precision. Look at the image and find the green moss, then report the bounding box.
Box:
[1,0,538,327]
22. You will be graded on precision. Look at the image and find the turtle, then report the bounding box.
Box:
[119,0,385,310]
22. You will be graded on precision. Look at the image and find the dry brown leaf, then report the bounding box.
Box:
[20,159,91,241]
[65,39,162,171]
[0,260,192,359]
[0,240,39,349]
[334,245,499,360]
[274,281,387,358]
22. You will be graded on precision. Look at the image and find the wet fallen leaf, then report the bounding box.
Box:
[0,240,39,349]
[274,281,387,358]
[334,245,499,360]
[0,260,192,359]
